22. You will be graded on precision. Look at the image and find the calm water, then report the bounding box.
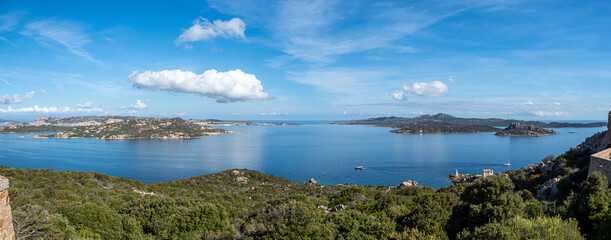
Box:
[0,123,605,188]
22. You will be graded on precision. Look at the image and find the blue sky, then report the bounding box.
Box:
[0,0,610,121]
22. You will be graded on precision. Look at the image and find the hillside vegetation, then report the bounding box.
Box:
[34,117,228,139]
[335,113,606,129]
[3,136,609,239]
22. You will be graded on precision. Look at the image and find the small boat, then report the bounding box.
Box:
[503,158,511,166]
[355,166,363,170]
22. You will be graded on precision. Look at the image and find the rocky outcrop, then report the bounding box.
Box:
[577,131,608,154]
[607,111,611,148]
[397,180,418,188]
[523,155,556,174]
[495,122,557,136]
[308,178,318,184]
[449,174,480,184]
[537,177,560,201]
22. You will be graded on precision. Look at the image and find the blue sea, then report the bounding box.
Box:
[0,122,605,188]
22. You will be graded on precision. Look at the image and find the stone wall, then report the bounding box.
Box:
[0,176,14,240]
[589,148,611,185]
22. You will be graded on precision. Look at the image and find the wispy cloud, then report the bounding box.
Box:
[0,12,23,32]
[176,17,246,45]
[20,19,102,64]
[209,0,465,64]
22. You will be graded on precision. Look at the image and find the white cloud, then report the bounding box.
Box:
[402,81,449,97]
[21,19,101,64]
[176,17,245,45]
[129,100,147,110]
[389,91,406,101]
[531,111,568,117]
[448,77,455,83]
[525,100,534,105]
[0,91,36,104]
[129,69,268,103]
[0,105,103,114]
[76,101,94,108]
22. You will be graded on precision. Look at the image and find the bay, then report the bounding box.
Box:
[0,122,604,188]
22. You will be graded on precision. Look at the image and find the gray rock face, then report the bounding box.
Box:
[331,204,347,212]
[606,111,611,148]
[578,131,608,153]
[537,177,560,201]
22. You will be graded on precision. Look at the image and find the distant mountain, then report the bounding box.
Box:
[334,113,606,129]
[35,117,230,139]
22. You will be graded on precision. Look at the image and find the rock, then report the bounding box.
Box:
[537,178,560,201]
[495,122,558,136]
[331,204,347,212]
[308,178,318,184]
[397,180,418,188]
[577,131,608,153]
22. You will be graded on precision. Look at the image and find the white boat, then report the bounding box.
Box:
[503,158,511,166]
[355,166,363,170]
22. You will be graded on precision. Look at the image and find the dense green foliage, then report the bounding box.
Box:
[457,216,585,240]
[2,160,607,239]
[0,125,72,133]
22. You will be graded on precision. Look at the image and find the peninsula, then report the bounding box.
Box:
[34,117,230,139]
[335,113,604,135]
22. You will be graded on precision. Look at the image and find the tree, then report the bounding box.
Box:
[565,172,610,239]
[447,175,525,238]
[457,216,584,240]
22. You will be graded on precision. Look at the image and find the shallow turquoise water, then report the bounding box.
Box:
[0,123,604,188]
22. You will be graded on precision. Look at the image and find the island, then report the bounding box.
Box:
[334,113,604,135]
[389,122,498,134]
[34,117,232,139]
[495,122,558,136]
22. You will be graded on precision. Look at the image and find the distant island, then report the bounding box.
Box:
[389,122,498,134]
[188,119,299,126]
[335,113,605,135]
[495,122,558,136]
[34,117,231,139]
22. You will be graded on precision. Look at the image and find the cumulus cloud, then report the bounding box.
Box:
[389,91,405,101]
[176,17,245,45]
[530,111,568,117]
[129,100,147,110]
[402,81,449,97]
[76,101,94,108]
[75,102,104,112]
[0,91,36,104]
[525,100,534,105]
[129,69,268,103]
